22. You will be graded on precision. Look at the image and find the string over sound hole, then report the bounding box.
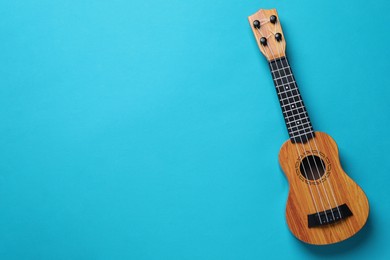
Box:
[299,155,326,181]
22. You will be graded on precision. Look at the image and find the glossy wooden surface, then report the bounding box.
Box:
[248,9,286,61]
[279,132,369,245]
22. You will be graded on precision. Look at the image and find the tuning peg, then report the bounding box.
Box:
[260,37,267,46]
[275,33,282,41]
[253,20,260,29]
[270,15,277,24]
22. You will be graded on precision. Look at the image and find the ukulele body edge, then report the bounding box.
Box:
[279,131,369,245]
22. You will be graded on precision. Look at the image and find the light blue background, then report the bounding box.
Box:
[0,0,389,259]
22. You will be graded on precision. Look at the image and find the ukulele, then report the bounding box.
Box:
[248,9,369,245]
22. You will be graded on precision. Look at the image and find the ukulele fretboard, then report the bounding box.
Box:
[269,57,314,143]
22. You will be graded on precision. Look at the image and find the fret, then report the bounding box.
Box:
[289,125,313,135]
[283,107,307,116]
[276,83,296,94]
[271,69,291,78]
[271,66,291,74]
[269,56,314,143]
[271,68,292,78]
[291,131,314,139]
[274,79,296,88]
[274,74,293,81]
[281,101,301,108]
[275,76,294,86]
[277,84,297,91]
[272,69,291,79]
[288,120,311,131]
[287,117,310,127]
[270,58,289,70]
[282,101,302,110]
[286,116,310,128]
[278,89,299,100]
[276,84,297,95]
[283,107,305,117]
[283,110,308,120]
[288,122,312,134]
[287,116,311,127]
[279,93,301,102]
[279,94,302,103]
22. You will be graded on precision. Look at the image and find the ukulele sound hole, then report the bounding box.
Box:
[299,155,326,181]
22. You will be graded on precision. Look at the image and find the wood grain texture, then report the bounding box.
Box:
[279,132,369,245]
[248,9,286,61]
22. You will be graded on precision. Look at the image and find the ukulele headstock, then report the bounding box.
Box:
[248,9,286,61]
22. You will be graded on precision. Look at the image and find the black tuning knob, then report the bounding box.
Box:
[270,15,277,24]
[253,20,260,29]
[260,37,267,46]
[275,33,282,41]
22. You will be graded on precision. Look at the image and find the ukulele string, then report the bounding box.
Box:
[270,22,337,220]
[256,25,323,222]
[279,55,335,221]
[284,58,342,219]
[274,10,341,217]
[278,18,341,218]
[267,40,329,223]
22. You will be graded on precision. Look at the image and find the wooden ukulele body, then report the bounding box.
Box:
[279,131,369,245]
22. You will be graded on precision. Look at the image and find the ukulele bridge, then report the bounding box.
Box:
[308,203,352,228]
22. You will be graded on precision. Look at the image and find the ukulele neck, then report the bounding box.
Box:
[269,56,314,143]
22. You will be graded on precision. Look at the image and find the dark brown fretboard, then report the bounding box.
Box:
[269,57,314,143]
